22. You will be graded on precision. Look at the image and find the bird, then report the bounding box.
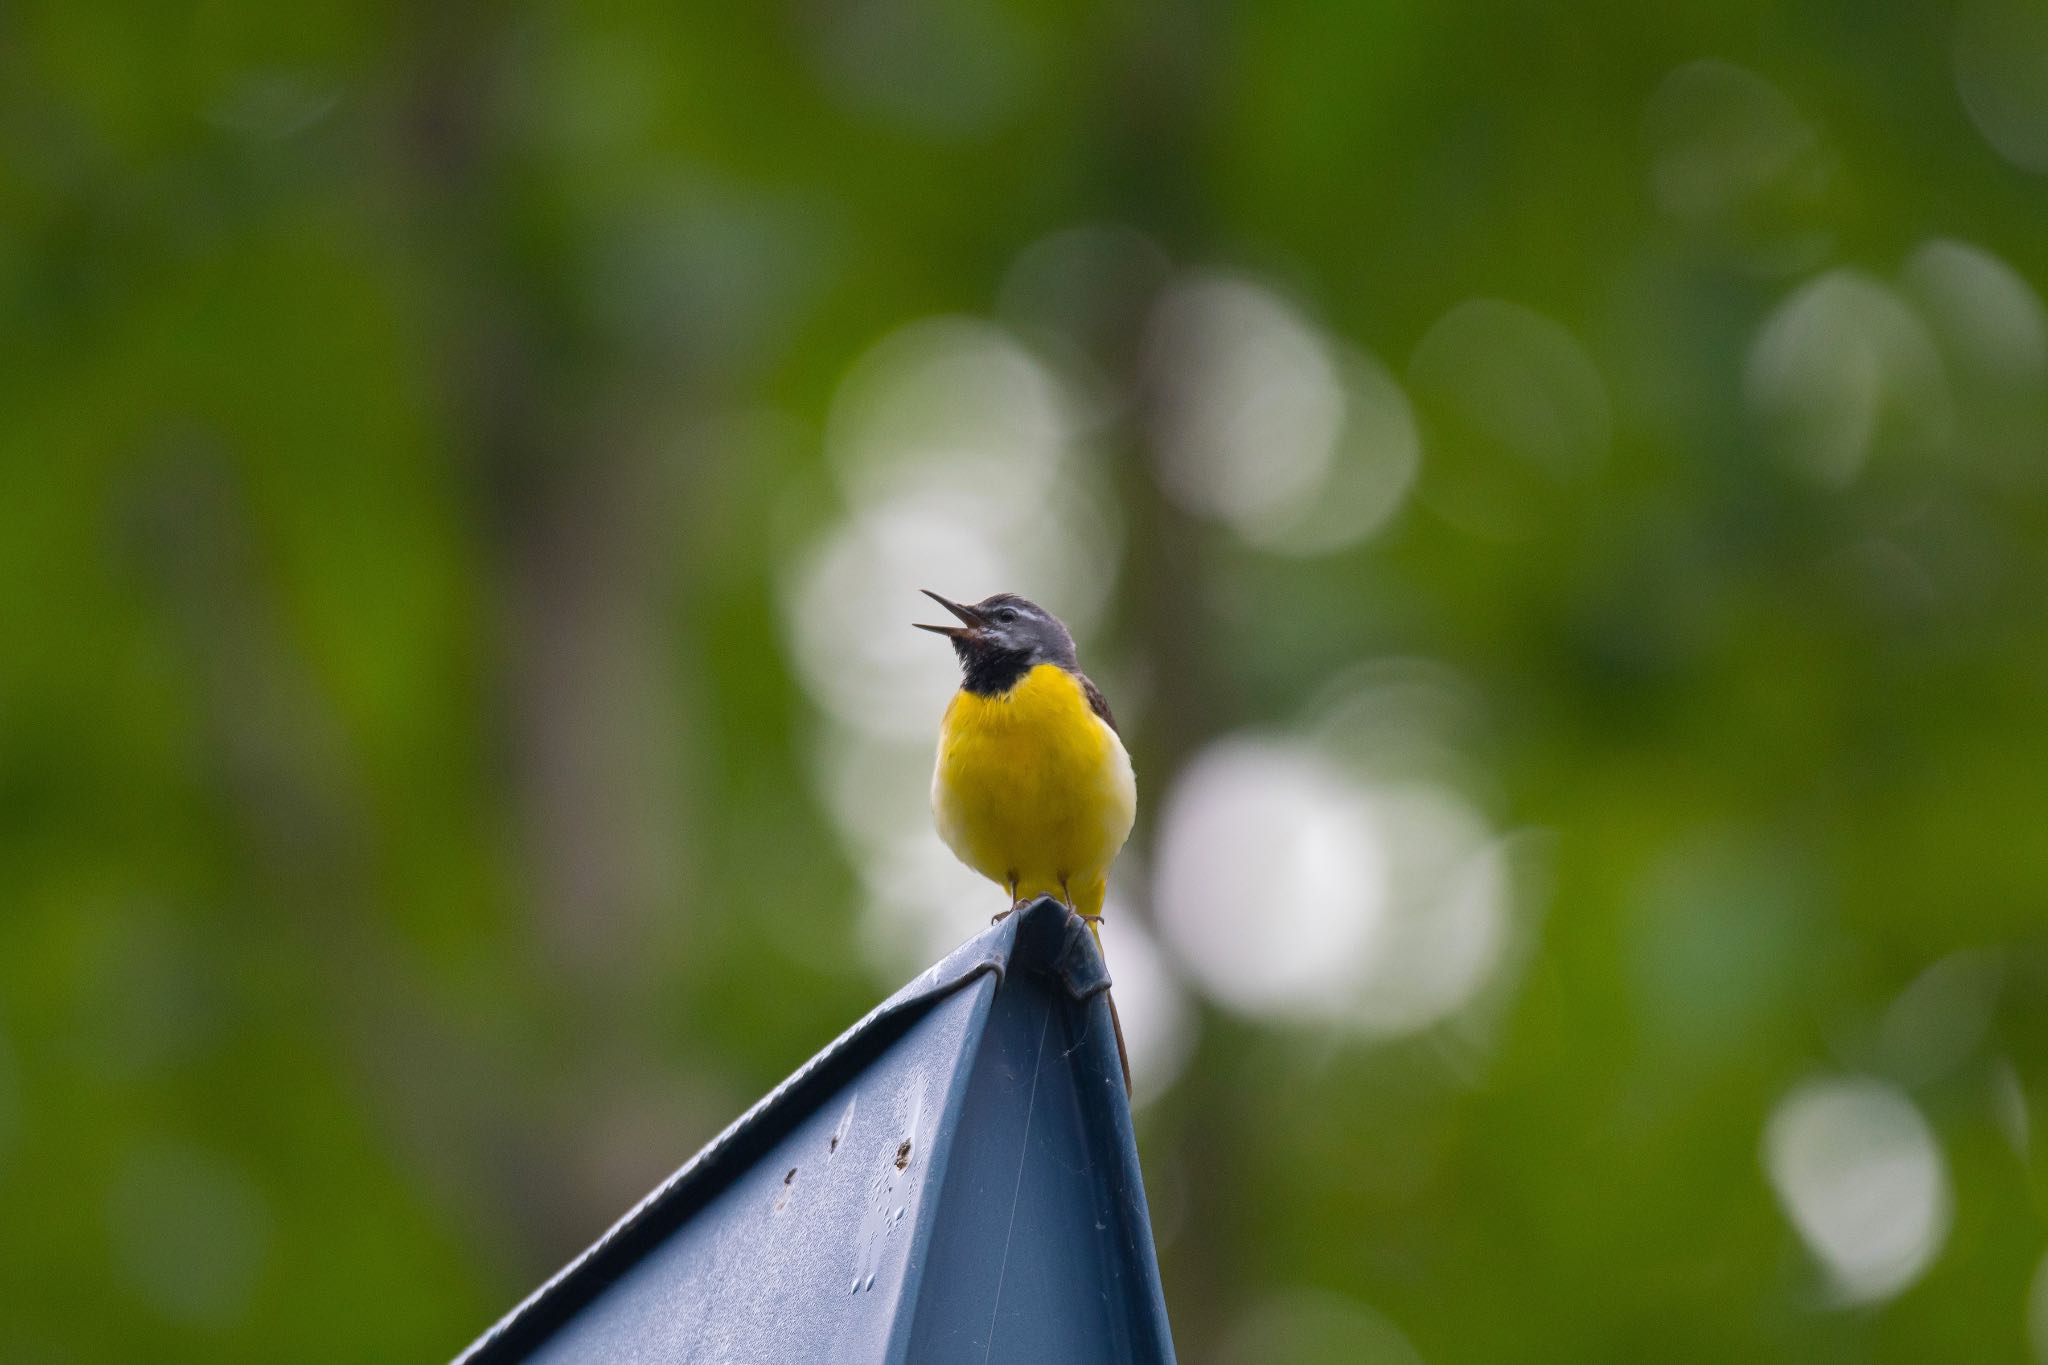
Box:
[916,589,1136,1089]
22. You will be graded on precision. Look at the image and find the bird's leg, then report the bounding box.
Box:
[993,873,1024,924]
[1061,877,1105,930]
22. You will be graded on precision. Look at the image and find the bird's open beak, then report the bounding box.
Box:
[914,589,982,639]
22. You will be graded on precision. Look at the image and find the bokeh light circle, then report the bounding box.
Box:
[1763,1076,1952,1304]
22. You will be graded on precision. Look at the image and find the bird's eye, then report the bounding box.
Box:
[995,608,1019,624]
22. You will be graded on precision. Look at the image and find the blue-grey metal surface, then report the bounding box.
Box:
[456,897,1175,1364]
[907,908,1172,1363]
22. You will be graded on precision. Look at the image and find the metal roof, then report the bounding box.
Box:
[456,896,1177,1363]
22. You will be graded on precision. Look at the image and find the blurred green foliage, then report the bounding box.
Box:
[6,1,2048,1361]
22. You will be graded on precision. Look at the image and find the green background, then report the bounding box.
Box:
[7,1,2048,1360]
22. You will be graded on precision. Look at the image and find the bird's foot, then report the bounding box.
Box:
[991,900,1028,925]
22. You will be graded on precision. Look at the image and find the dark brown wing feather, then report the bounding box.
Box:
[1077,671,1119,735]
[1075,670,1130,1094]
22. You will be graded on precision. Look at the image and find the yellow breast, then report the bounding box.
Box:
[931,663,1136,915]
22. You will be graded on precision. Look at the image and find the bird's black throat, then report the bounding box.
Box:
[955,641,1037,696]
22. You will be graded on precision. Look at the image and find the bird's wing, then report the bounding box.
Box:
[1077,671,1119,735]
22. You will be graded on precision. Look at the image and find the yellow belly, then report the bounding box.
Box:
[931,663,1136,916]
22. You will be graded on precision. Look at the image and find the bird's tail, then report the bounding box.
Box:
[1083,912,1134,1097]
[1105,989,1133,1097]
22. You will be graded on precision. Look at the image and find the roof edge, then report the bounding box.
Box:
[455,896,1093,1363]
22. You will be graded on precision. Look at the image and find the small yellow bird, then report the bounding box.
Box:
[917,590,1136,1084]
[917,590,1136,921]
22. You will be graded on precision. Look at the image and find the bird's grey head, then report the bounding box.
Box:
[914,591,1077,692]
